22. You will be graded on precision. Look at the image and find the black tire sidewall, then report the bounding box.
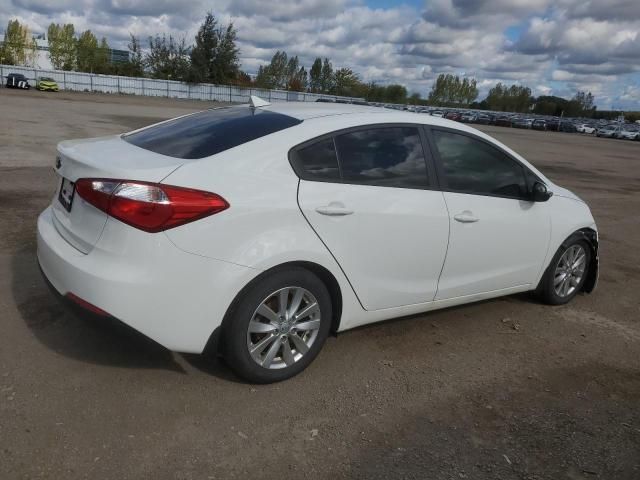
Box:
[541,239,591,305]
[223,267,332,383]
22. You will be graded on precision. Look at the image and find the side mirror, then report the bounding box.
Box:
[532,181,553,202]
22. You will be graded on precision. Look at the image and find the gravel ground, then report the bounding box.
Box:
[0,88,639,480]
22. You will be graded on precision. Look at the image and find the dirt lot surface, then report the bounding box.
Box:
[1,89,639,480]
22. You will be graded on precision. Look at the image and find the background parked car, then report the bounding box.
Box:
[546,119,560,131]
[445,111,462,121]
[532,119,547,131]
[616,126,640,140]
[5,73,30,89]
[576,124,596,134]
[495,116,512,127]
[36,77,60,92]
[513,118,533,129]
[559,121,577,133]
[597,125,619,138]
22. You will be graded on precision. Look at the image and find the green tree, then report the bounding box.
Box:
[332,67,360,96]
[309,57,322,92]
[428,73,478,106]
[408,92,422,104]
[189,13,240,84]
[320,58,334,93]
[47,23,76,70]
[124,33,144,76]
[255,51,308,91]
[255,50,289,89]
[532,95,568,116]
[145,34,190,81]
[1,19,35,66]
[189,12,217,82]
[287,60,307,91]
[486,82,532,112]
[362,82,408,103]
[95,37,110,73]
[76,29,98,72]
[234,70,252,86]
[567,90,596,117]
[215,23,240,83]
[384,84,408,103]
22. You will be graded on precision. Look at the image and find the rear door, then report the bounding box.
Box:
[295,125,450,311]
[427,128,551,299]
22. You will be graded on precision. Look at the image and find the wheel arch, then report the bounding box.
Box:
[206,261,343,356]
[541,227,598,294]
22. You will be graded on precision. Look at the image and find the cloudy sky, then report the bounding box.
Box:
[2,0,640,109]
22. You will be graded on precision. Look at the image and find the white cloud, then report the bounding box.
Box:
[1,0,639,108]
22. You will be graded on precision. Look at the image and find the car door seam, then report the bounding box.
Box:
[434,190,451,301]
[295,179,367,311]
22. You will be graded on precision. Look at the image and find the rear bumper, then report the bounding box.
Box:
[37,206,258,353]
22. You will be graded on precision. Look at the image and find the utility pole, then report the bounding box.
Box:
[558,110,563,132]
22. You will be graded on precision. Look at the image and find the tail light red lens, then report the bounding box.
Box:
[75,179,229,232]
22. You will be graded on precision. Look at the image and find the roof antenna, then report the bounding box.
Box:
[249,95,271,109]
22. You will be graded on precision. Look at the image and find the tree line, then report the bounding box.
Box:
[2,15,597,113]
[0,15,412,102]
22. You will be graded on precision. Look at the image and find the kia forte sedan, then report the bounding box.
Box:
[37,97,598,383]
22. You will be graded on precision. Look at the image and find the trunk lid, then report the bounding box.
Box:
[52,135,185,253]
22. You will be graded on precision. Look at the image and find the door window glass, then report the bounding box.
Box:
[334,127,429,188]
[433,130,527,198]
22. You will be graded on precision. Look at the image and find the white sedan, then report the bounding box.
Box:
[576,124,597,134]
[37,97,599,383]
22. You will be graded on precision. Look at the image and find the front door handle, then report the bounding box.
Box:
[315,202,354,216]
[454,211,479,223]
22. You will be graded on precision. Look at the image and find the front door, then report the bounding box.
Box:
[428,128,551,299]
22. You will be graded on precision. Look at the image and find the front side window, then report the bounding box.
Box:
[334,127,429,188]
[432,130,528,198]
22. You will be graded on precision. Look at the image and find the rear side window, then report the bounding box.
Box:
[290,138,340,181]
[432,130,527,198]
[335,127,429,188]
[291,126,430,189]
[124,107,302,159]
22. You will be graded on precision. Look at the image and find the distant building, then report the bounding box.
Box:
[0,33,129,70]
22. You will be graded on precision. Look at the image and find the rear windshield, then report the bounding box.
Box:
[123,106,302,159]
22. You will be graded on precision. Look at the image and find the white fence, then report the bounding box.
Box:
[0,64,363,104]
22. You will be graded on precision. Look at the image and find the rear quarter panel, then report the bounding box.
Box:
[160,123,368,330]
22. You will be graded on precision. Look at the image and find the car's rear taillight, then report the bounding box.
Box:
[75,179,229,232]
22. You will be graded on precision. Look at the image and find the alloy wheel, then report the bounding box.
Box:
[553,245,587,298]
[246,287,321,369]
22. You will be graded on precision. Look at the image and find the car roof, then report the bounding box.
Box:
[260,102,384,120]
[255,101,468,130]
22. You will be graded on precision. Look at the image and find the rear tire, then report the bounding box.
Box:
[537,239,591,305]
[222,267,332,383]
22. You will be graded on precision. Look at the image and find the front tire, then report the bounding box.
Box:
[222,267,332,383]
[537,239,591,305]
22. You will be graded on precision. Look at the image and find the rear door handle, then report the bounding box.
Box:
[454,211,479,223]
[315,202,354,216]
